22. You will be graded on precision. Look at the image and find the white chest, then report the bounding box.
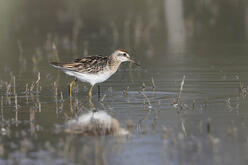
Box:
[67,70,114,86]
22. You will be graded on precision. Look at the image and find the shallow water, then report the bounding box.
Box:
[1,0,248,165]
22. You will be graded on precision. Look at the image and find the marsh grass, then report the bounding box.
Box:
[225,98,239,112]
[239,81,248,98]
[139,91,152,110]
[30,72,41,94]
[171,75,186,111]
[151,77,156,89]
[100,94,106,103]
[122,86,129,96]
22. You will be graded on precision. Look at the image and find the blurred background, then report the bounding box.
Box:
[1,0,248,165]
[1,0,247,66]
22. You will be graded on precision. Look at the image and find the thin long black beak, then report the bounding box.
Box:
[129,59,141,67]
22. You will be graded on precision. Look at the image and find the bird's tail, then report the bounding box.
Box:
[50,62,63,69]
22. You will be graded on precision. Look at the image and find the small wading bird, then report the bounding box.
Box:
[50,49,138,106]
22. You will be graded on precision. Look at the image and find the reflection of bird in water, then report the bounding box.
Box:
[50,49,137,107]
[65,111,129,136]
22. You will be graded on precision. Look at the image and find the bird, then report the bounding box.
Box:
[50,49,137,105]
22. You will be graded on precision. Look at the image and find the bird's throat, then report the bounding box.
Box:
[108,57,122,73]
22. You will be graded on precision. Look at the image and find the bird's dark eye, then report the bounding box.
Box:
[123,53,127,56]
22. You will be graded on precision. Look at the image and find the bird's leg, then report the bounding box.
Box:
[88,85,93,99]
[97,85,100,101]
[69,78,77,97]
[88,85,95,109]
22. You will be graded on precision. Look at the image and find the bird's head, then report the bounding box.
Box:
[111,49,134,63]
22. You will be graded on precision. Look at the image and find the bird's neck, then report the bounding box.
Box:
[108,56,122,73]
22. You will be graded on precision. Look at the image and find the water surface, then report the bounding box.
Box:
[1,0,248,165]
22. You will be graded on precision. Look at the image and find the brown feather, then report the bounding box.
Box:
[61,56,109,74]
[118,49,129,54]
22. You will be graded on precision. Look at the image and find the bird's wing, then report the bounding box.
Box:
[61,56,109,73]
